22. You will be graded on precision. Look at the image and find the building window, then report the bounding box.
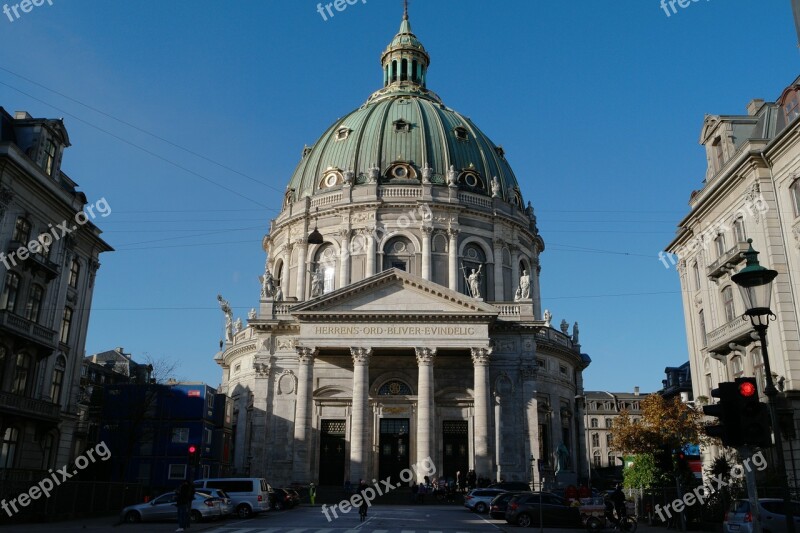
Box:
[41,433,55,470]
[12,217,31,243]
[693,263,701,291]
[68,259,80,289]
[454,126,469,142]
[462,243,487,298]
[590,418,598,428]
[168,464,187,480]
[43,139,56,176]
[591,433,599,448]
[383,237,415,274]
[608,453,616,467]
[752,348,765,392]
[204,428,212,444]
[715,233,726,258]
[60,307,73,344]
[722,286,736,323]
[50,368,64,404]
[698,309,707,347]
[605,418,613,429]
[731,355,744,378]
[607,434,612,446]
[734,218,747,243]
[11,353,31,396]
[0,272,21,312]
[378,380,412,395]
[313,244,337,295]
[593,452,601,468]
[792,180,800,217]
[785,94,800,123]
[0,427,19,469]
[25,284,44,323]
[172,428,189,443]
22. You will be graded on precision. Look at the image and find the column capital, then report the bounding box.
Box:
[415,347,437,366]
[447,227,460,238]
[253,359,272,378]
[492,237,505,249]
[421,225,434,236]
[351,347,373,365]
[471,346,493,366]
[294,237,309,247]
[296,346,318,364]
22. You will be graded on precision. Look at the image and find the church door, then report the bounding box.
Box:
[378,418,409,482]
[319,420,346,485]
[442,420,469,481]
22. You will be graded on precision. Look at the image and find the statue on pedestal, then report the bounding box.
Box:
[543,309,552,327]
[555,443,570,475]
[560,319,569,334]
[491,176,501,198]
[217,294,234,343]
[310,268,324,298]
[462,263,483,299]
[260,267,276,300]
[519,269,531,299]
[572,322,580,344]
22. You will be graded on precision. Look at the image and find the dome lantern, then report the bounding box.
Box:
[381,2,430,88]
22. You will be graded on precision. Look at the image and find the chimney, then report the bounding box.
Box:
[746,99,765,116]
[634,386,639,396]
[14,111,32,120]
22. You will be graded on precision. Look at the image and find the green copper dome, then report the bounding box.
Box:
[285,12,523,205]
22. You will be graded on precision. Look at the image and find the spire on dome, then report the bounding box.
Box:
[381,1,430,88]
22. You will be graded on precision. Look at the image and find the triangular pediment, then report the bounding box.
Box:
[291,268,498,318]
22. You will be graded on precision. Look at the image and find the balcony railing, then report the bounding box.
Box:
[0,310,58,348]
[0,390,61,421]
[706,316,755,354]
[706,242,749,279]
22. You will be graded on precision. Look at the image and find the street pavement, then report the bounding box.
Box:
[0,505,670,533]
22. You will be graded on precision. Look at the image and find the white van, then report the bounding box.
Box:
[193,478,272,518]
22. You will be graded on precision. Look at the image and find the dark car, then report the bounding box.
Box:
[271,488,294,510]
[506,492,583,528]
[490,481,532,492]
[490,491,529,519]
[283,488,301,508]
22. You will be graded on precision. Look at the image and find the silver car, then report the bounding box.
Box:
[724,498,800,533]
[464,488,506,514]
[120,491,222,524]
[201,488,234,517]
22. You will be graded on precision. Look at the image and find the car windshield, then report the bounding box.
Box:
[731,500,750,514]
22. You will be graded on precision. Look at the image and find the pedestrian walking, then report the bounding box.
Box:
[175,479,194,532]
[309,482,316,505]
[357,479,369,522]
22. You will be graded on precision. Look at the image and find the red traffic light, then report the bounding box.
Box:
[188,445,197,454]
[739,381,757,397]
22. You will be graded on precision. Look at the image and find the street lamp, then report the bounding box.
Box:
[308,207,323,245]
[731,239,794,533]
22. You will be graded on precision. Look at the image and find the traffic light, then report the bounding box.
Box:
[654,445,672,472]
[187,444,200,466]
[735,377,772,448]
[703,382,740,446]
[674,450,691,475]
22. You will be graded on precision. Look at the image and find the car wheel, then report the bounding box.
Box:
[190,510,202,523]
[586,517,602,531]
[518,513,533,528]
[124,511,141,523]
[235,504,253,518]
[475,502,488,513]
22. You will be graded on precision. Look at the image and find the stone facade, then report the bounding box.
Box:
[215,11,589,488]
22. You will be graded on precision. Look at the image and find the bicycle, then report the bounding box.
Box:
[585,512,637,533]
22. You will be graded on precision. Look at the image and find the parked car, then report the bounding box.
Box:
[193,478,272,518]
[490,491,529,519]
[490,481,532,492]
[724,498,800,533]
[200,488,233,517]
[464,488,506,513]
[284,488,301,508]
[505,492,583,528]
[121,491,221,524]
[271,488,295,510]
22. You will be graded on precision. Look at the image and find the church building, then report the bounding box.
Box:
[216,8,590,489]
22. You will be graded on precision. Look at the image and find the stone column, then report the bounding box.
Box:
[350,347,372,483]
[295,238,309,300]
[471,346,492,476]
[366,227,377,277]
[448,228,459,291]
[251,358,272,477]
[281,246,292,295]
[339,229,351,289]
[292,346,317,483]
[521,365,540,488]
[493,239,504,301]
[415,347,436,480]
[511,244,520,289]
[421,226,432,281]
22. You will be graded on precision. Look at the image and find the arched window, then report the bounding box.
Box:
[25,284,44,323]
[411,60,418,82]
[698,309,707,347]
[592,451,601,468]
[591,433,599,448]
[11,353,31,395]
[692,263,701,291]
[722,286,736,323]
[378,380,412,395]
[462,243,487,298]
[704,359,713,394]
[401,58,408,81]
[0,427,19,469]
[60,307,73,344]
[383,236,415,273]
[606,434,612,446]
[68,259,80,289]
[590,418,598,428]
[391,60,398,82]
[734,218,747,243]
[731,355,744,378]
[715,233,726,258]
[605,418,613,429]
[12,217,31,243]
[0,272,20,312]
[608,453,616,467]
[312,245,337,295]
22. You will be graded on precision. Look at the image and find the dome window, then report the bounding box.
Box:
[454,126,469,142]
[302,145,312,158]
[458,171,484,191]
[386,163,417,182]
[393,119,411,133]
[495,146,506,159]
[335,128,351,141]
[319,169,343,189]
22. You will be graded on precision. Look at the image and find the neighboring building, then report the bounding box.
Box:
[98,382,232,490]
[0,108,112,476]
[583,390,645,488]
[659,361,693,402]
[666,75,800,485]
[216,9,591,489]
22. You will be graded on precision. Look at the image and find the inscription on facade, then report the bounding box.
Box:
[312,325,476,336]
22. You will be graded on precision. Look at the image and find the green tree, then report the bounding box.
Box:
[623,453,670,489]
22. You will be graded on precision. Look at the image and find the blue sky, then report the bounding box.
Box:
[0,0,796,393]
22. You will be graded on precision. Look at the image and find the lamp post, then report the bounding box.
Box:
[731,239,794,533]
